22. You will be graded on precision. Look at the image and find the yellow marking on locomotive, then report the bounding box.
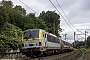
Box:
[39,29,42,40]
[22,33,24,42]
[22,29,42,42]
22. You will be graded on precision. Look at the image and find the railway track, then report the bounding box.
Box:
[61,50,83,60]
[2,50,82,60]
[18,51,76,60]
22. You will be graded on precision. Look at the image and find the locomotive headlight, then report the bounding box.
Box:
[39,42,42,46]
[22,43,24,47]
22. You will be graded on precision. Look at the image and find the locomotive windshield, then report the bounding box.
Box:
[24,30,39,39]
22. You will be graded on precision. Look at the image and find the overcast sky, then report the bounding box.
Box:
[3,0,90,42]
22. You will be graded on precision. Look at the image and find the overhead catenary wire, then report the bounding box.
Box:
[49,0,75,32]
[56,0,88,35]
[18,0,38,15]
[56,0,76,29]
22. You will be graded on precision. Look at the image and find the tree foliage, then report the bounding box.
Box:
[1,0,13,8]
[86,36,90,47]
[0,22,22,56]
[7,8,25,30]
[24,13,47,30]
[0,0,47,31]
[39,11,62,36]
[73,41,85,48]
[14,5,26,15]
[0,6,8,28]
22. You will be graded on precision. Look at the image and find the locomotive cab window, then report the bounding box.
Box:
[24,30,39,39]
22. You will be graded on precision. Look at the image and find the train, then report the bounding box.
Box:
[22,29,73,57]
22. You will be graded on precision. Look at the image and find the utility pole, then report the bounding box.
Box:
[74,32,76,47]
[74,32,75,42]
[61,33,67,40]
[65,34,67,40]
[76,29,90,48]
[85,31,87,48]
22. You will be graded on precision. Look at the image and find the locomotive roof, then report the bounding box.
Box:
[24,29,42,32]
[61,39,73,45]
[47,33,57,37]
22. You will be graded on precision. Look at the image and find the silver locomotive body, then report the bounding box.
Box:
[22,29,73,57]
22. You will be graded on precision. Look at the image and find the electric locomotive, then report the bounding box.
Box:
[22,29,73,57]
[22,29,61,57]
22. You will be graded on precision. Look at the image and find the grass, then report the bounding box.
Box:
[85,48,90,53]
[84,48,90,60]
[84,53,90,60]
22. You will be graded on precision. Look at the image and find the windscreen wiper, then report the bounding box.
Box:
[29,31,35,40]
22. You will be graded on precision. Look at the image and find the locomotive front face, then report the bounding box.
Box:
[22,29,42,50]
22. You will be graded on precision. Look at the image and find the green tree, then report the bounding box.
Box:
[86,36,90,47]
[24,13,47,30]
[0,0,25,30]
[35,17,47,30]
[0,6,8,28]
[9,9,24,30]
[1,0,13,8]
[0,22,22,56]
[23,13,36,30]
[4,6,25,30]
[73,41,85,48]
[39,11,62,36]
[14,5,26,15]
